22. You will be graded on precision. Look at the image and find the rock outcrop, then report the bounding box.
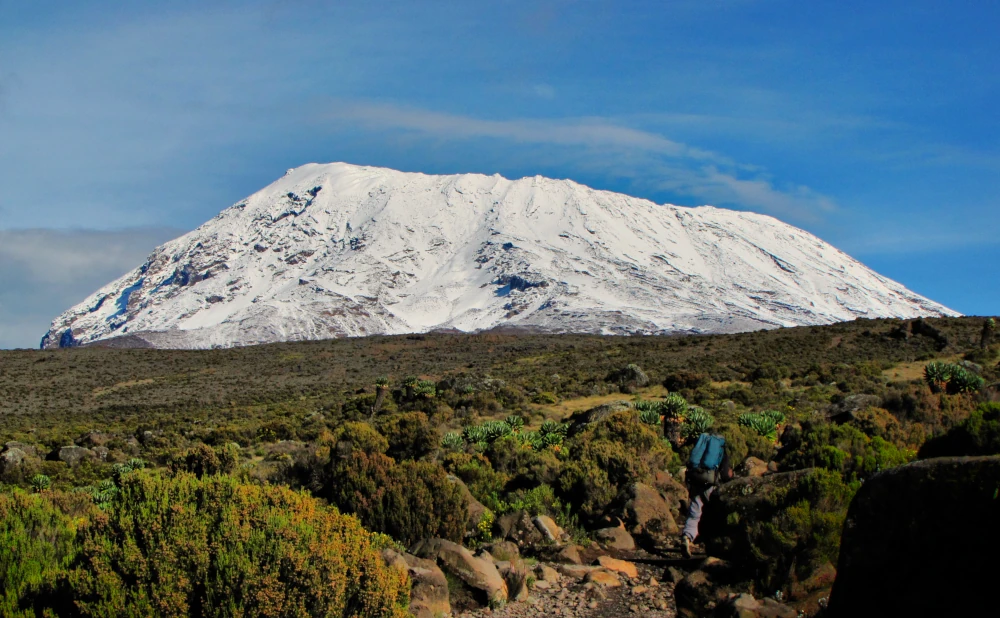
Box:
[410,538,508,607]
[382,549,451,618]
[828,456,1000,616]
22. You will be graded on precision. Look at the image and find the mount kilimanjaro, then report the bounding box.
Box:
[41,163,957,349]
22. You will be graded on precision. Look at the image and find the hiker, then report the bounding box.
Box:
[681,432,732,557]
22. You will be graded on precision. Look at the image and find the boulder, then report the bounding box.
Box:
[584,569,622,587]
[595,556,638,579]
[482,540,520,561]
[737,457,768,478]
[593,524,635,551]
[557,564,600,579]
[4,442,38,458]
[123,436,141,456]
[652,470,688,514]
[382,549,451,618]
[496,511,544,548]
[825,394,880,423]
[532,514,564,543]
[699,468,846,594]
[52,445,95,466]
[410,538,508,607]
[75,431,111,448]
[0,447,26,475]
[623,482,679,542]
[447,475,492,538]
[673,558,747,618]
[566,401,633,437]
[828,456,1000,617]
[496,558,529,602]
[535,564,561,583]
[717,594,797,618]
[538,543,583,565]
[93,446,110,462]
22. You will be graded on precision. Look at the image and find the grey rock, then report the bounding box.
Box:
[53,445,96,466]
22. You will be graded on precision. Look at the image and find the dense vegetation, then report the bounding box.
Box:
[0,469,408,617]
[2,315,998,610]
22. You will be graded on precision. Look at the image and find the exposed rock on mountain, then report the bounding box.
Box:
[42,163,957,349]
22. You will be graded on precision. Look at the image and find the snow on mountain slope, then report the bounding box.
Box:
[41,163,958,349]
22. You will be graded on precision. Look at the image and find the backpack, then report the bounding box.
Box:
[687,433,726,485]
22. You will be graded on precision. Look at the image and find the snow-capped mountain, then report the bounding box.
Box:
[41,163,958,349]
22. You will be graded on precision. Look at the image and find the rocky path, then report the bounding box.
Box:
[460,563,675,618]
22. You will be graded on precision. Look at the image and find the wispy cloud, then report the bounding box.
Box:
[322,101,837,222]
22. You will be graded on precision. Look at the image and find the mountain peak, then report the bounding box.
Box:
[41,164,958,349]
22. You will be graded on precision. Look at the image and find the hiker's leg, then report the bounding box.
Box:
[682,492,704,541]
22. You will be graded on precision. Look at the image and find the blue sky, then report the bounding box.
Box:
[1,0,997,348]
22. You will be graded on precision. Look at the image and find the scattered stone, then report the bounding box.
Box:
[536,564,561,583]
[552,544,583,565]
[75,431,111,448]
[484,540,520,561]
[593,525,635,551]
[584,569,622,587]
[596,556,638,579]
[738,456,769,478]
[532,515,564,543]
[664,566,686,584]
[557,564,600,579]
[674,558,746,618]
[500,559,530,603]
[496,511,544,548]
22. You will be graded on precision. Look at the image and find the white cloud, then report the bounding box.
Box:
[322,101,837,221]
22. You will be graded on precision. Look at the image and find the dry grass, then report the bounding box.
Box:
[884,355,963,382]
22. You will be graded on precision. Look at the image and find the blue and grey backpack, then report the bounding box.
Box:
[687,433,726,484]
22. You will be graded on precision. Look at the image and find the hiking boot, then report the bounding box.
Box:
[681,535,693,558]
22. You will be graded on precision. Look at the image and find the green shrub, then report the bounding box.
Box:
[923,361,985,394]
[441,452,508,502]
[681,407,715,439]
[780,421,914,481]
[716,423,776,463]
[761,409,786,425]
[738,413,778,441]
[639,408,662,426]
[0,489,91,617]
[558,411,672,522]
[326,451,468,546]
[329,421,389,455]
[531,392,558,405]
[72,470,409,617]
[172,443,240,478]
[918,402,1000,458]
[661,393,689,420]
[29,474,51,493]
[703,468,859,594]
[375,412,436,461]
[441,432,464,451]
[505,415,525,432]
